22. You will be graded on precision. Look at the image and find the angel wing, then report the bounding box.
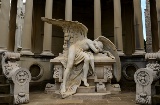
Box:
[96,36,121,82]
[41,17,88,52]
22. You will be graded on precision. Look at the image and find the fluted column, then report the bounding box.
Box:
[156,0,160,52]
[113,0,124,55]
[65,0,72,21]
[94,0,101,39]
[133,0,145,55]
[21,0,33,55]
[0,0,10,52]
[41,0,53,56]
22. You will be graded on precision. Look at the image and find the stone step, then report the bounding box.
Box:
[0,94,14,105]
[156,85,160,95]
[70,92,111,100]
[152,95,160,105]
[77,86,95,93]
[0,84,10,94]
[0,75,7,84]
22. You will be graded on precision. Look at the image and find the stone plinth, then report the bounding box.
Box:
[71,93,110,100]
[50,53,116,94]
[77,86,95,93]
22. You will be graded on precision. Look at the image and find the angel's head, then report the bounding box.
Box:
[94,40,103,52]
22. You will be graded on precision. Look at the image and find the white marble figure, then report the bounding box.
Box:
[42,18,121,98]
[60,38,103,93]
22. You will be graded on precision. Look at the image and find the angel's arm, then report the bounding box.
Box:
[87,40,99,53]
[102,50,115,59]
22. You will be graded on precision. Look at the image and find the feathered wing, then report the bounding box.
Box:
[96,36,121,82]
[41,17,88,67]
[41,17,88,46]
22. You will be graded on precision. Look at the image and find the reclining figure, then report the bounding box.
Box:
[42,17,121,98]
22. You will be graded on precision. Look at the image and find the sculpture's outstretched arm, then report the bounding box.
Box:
[102,50,115,59]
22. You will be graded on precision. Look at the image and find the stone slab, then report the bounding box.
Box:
[77,86,95,93]
[20,91,139,105]
[70,92,110,100]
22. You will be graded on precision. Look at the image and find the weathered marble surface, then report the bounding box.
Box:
[134,53,160,104]
[2,52,31,104]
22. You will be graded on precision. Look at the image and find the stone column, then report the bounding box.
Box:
[156,0,160,52]
[65,0,72,21]
[41,0,53,56]
[94,0,101,39]
[0,0,10,52]
[14,0,25,52]
[21,0,33,55]
[133,0,145,55]
[113,0,124,55]
[146,0,152,53]
[8,0,17,52]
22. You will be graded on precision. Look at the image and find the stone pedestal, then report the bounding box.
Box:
[50,53,118,94]
[1,52,31,104]
[134,53,160,105]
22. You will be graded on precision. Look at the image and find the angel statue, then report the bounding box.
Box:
[61,38,104,93]
[42,17,121,98]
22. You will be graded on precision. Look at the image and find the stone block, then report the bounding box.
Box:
[71,93,110,100]
[96,82,106,92]
[20,55,53,82]
[77,86,95,93]
[105,84,121,94]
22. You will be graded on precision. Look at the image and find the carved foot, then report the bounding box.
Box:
[82,78,89,87]
[60,84,66,93]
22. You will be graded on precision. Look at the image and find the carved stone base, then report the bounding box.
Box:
[97,82,106,92]
[41,51,54,56]
[0,48,7,53]
[106,83,121,94]
[20,50,34,55]
[133,50,146,55]
[136,94,151,104]
[1,52,31,104]
[117,51,125,56]
[45,83,57,94]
